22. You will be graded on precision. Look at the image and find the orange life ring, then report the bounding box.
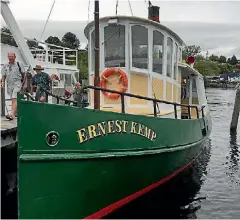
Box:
[100,68,128,99]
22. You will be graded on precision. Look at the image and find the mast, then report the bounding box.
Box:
[94,0,100,109]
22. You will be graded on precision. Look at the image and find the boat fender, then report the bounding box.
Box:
[100,68,128,99]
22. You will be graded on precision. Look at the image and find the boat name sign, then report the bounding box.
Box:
[76,120,157,144]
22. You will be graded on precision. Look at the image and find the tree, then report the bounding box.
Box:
[182,45,201,60]
[195,54,205,62]
[219,55,227,63]
[45,36,62,46]
[195,60,221,76]
[78,50,88,79]
[1,26,17,47]
[26,38,38,48]
[230,55,238,65]
[62,32,80,49]
[218,63,235,74]
[209,54,219,62]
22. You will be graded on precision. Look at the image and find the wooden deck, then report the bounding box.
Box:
[1,116,17,134]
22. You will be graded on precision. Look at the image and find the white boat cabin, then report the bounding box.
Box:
[84,15,208,119]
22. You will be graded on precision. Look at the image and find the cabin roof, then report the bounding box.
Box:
[179,62,203,78]
[84,16,185,46]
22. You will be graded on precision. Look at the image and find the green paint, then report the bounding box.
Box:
[17,97,211,219]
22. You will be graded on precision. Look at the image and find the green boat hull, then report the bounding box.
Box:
[17,98,211,219]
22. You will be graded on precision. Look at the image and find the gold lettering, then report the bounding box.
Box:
[151,131,157,141]
[122,120,128,133]
[76,129,88,143]
[130,122,137,133]
[145,127,151,139]
[88,125,97,139]
[108,121,115,133]
[77,120,157,144]
[97,122,106,136]
[138,124,144,136]
[115,120,122,133]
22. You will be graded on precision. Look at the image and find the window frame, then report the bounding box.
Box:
[130,24,149,74]
[152,30,164,75]
[166,36,174,79]
[103,24,126,69]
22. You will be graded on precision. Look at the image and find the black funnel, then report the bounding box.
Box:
[148,5,160,23]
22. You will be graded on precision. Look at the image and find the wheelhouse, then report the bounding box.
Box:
[84,16,207,119]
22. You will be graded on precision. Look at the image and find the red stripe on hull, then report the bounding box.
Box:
[84,157,197,219]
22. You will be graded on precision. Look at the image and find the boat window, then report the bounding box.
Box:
[152,30,164,74]
[178,47,182,61]
[91,30,95,71]
[167,37,173,78]
[174,43,178,80]
[131,25,148,69]
[104,25,125,68]
[192,77,199,105]
[65,74,72,86]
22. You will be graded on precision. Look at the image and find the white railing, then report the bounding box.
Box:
[30,42,78,67]
[1,31,78,67]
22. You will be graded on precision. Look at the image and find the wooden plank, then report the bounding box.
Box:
[1,116,17,134]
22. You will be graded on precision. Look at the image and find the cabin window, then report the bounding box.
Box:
[174,43,178,80]
[192,77,199,105]
[65,74,72,86]
[131,25,148,69]
[91,30,95,71]
[178,47,182,61]
[152,30,164,74]
[104,25,125,68]
[167,37,173,78]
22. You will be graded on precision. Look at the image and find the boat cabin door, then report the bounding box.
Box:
[180,75,200,119]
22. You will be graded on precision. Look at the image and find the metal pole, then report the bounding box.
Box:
[94,0,100,110]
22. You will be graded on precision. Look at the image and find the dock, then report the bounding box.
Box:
[1,117,18,148]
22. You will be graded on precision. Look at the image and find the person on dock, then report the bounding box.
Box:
[31,64,52,103]
[1,52,26,120]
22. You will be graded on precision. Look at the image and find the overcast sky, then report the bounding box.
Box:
[4,0,240,23]
[1,0,240,57]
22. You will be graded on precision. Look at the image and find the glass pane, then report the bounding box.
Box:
[167,37,173,78]
[152,30,164,74]
[131,25,148,69]
[65,74,72,86]
[178,47,182,61]
[104,25,125,68]
[174,43,178,80]
[91,30,95,71]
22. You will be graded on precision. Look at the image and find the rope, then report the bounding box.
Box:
[128,0,133,16]
[39,0,56,41]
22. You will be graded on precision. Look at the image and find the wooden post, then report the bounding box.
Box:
[1,87,6,116]
[230,84,240,132]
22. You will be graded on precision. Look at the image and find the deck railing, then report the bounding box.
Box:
[86,85,206,119]
[1,86,205,119]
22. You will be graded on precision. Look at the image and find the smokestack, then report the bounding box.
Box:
[148,3,160,23]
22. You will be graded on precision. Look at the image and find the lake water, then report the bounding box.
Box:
[107,88,240,219]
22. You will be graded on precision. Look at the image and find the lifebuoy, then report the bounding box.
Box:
[100,68,128,99]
